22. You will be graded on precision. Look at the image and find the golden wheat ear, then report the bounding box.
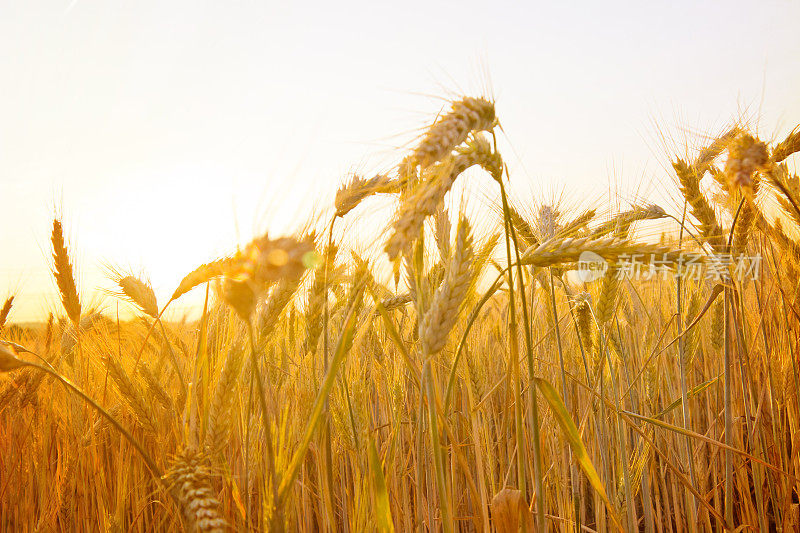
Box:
[205,346,244,454]
[385,134,500,261]
[413,96,495,168]
[115,274,159,319]
[0,296,13,331]
[51,219,81,326]
[771,126,800,163]
[420,214,474,355]
[334,173,393,218]
[165,448,228,533]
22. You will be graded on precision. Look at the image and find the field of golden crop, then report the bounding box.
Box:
[1,96,799,532]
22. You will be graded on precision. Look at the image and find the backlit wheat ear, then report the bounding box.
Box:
[764,164,800,229]
[385,135,500,260]
[378,293,413,313]
[334,173,394,218]
[102,353,156,432]
[558,208,596,239]
[433,206,452,260]
[724,133,768,191]
[592,204,665,239]
[206,346,244,454]
[420,215,474,355]
[414,96,496,168]
[764,218,800,269]
[221,278,256,320]
[138,364,173,412]
[172,235,316,306]
[673,129,739,250]
[60,311,110,356]
[0,342,25,373]
[696,126,740,172]
[506,204,539,248]
[710,300,724,351]
[306,241,337,354]
[520,236,679,268]
[732,168,763,253]
[51,219,81,325]
[0,296,13,330]
[574,292,594,357]
[43,313,53,354]
[116,275,159,318]
[258,277,302,339]
[673,159,724,249]
[536,205,561,241]
[165,448,228,533]
[171,258,234,303]
[595,268,620,328]
[238,233,317,287]
[771,126,800,163]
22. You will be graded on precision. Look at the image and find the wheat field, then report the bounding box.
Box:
[1,96,799,532]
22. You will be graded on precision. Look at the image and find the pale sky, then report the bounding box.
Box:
[2,0,799,322]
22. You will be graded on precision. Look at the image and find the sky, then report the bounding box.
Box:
[1,0,799,322]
